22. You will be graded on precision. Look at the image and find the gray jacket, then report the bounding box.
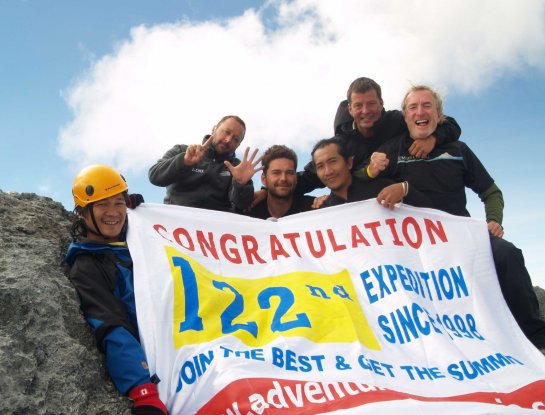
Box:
[148,139,254,212]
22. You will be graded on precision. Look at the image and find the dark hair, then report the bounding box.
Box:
[216,115,246,139]
[70,206,89,240]
[261,145,297,174]
[69,193,129,241]
[346,77,382,102]
[311,137,351,163]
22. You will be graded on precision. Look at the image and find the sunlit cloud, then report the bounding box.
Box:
[57,0,545,173]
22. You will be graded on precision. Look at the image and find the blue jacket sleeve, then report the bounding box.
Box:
[69,253,153,394]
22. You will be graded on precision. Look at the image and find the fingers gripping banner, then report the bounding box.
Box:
[127,201,545,414]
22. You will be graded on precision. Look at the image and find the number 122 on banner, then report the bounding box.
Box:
[165,246,381,350]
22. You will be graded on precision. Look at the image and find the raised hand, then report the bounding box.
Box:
[184,136,213,166]
[225,147,263,185]
[368,152,389,177]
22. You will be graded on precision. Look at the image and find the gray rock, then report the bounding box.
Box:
[0,191,131,415]
[1,190,544,414]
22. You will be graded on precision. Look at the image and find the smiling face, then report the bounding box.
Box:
[313,143,353,195]
[348,89,384,137]
[403,89,441,140]
[211,117,245,154]
[83,193,127,242]
[261,157,297,200]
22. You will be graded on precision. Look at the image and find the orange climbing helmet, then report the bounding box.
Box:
[72,164,128,208]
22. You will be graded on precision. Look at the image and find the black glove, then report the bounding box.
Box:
[132,406,168,415]
[127,193,145,209]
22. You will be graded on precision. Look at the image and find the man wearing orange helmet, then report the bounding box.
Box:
[65,165,168,415]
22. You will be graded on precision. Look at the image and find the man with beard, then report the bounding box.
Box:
[149,115,261,213]
[248,145,313,219]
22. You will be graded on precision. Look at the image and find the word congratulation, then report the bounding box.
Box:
[153,216,448,265]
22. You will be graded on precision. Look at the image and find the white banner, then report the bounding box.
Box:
[127,201,545,414]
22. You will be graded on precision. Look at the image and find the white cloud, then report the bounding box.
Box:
[57,0,545,173]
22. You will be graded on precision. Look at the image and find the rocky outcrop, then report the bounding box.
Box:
[0,191,130,415]
[1,190,544,414]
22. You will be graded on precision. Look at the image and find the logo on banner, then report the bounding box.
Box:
[165,246,380,349]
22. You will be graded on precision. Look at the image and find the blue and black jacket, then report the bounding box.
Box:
[65,240,153,394]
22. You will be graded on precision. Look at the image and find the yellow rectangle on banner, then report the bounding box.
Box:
[166,246,380,350]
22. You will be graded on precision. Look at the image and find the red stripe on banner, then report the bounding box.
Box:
[195,378,545,414]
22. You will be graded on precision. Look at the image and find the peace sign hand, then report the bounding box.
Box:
[184,136,213,166]
[225,147,263,185]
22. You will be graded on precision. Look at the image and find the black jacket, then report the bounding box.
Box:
[248,194,314,219]
[323,177,433,209]
[296,104,461,194]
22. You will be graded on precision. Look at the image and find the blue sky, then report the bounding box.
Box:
[1,0,545,287]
